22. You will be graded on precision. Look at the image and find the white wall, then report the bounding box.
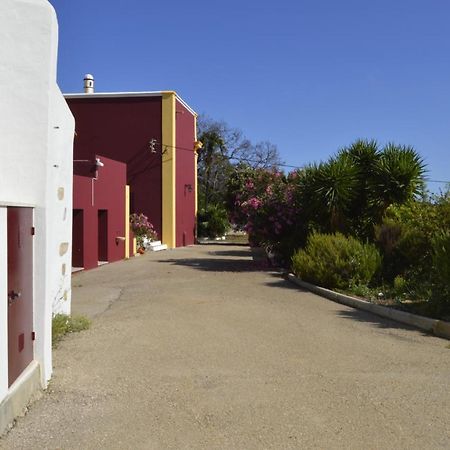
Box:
[0,0,74,399]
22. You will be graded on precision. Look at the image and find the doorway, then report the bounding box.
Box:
[7,207,34,387]
[98,209,108,264]
[72,209,84,269]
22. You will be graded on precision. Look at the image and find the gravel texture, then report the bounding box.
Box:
[1,244,449,449]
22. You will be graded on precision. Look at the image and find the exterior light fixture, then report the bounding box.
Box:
[149,139,157,153]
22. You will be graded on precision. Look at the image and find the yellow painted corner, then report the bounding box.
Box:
[161,92,176,248]
[194,116,199,217]
[125,185,130,259]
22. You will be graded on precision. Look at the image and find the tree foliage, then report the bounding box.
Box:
[197,116,282,210]
[291,139,426,240]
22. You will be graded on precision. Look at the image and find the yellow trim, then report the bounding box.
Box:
[161,92,176,248]
[125,185,130,258]
[133,237,137,255]
[194,118,200,217]
[194,114,198,141]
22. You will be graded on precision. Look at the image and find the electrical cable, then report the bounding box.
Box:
[155,142,450,184]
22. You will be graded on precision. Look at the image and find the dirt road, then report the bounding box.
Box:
[1,245,449,449]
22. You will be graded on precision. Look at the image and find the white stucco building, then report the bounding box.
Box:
[0,0,74,433]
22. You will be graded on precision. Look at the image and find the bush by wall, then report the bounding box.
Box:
[431,231,450,314]
[292,232,382,290]
[197,204,229,238]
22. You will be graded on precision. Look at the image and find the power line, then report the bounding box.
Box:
[425,179,450,184]
[153,141,450,184]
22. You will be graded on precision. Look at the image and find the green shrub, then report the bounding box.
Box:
[430,231,450,314]
[197,204,229,238]
[347,282,374,299]
[393,275,408,297]
[375,192,450,292]
[52,314,91,347]
[291,232,382,289]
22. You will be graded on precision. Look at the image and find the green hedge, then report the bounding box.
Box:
[197,205,229,238]
[292,232,381,289]
[431,231,450,313]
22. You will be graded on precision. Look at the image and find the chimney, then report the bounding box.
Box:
[83,74,94,93]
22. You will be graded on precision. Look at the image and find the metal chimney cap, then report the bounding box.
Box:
[83,74,95,93]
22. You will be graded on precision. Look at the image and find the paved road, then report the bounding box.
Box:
[1,245,449,449]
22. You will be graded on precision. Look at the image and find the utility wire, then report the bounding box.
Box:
[153,141,450,184]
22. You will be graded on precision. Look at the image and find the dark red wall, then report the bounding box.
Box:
[72,209,84,267]
[175,100,196,247]
[67,97,163,236]
[73,155,126,270]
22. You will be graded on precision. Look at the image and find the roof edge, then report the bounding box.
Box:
[63,91,197,116]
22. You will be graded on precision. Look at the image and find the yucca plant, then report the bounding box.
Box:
[298,155,359,233]
[339,139,381,238]
[370,144,426,218]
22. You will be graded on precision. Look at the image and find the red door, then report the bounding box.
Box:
[7,207,34,387]
[98,209,108,262]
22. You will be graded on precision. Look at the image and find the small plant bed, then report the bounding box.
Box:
[292,230,450,323]
[336,286,450,322]
[52,314,91,347]
[288,274,450,340]
[340,285,450,322]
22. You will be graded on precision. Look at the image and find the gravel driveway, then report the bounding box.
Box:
[1,244,449,449]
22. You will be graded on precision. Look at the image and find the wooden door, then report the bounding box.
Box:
[7,207,34,387]
[98,209,108,262]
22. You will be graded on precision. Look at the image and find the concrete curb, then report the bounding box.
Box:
[287,274,450,341]
[0,361,42,437]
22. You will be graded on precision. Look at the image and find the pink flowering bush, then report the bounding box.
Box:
[130,213,158,248]
[226,167,304,259]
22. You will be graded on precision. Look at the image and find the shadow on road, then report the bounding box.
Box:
[196,241,248,247]
[157,257,269,273]
[208,250,253,258]
[264,278,308,292]
[265,273,430,335]
[336,308,428,336]
[260,272,309,291]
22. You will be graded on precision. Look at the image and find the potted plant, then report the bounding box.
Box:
[130,213,158,253]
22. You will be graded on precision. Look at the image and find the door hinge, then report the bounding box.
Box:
[31,331,36,341]
[31,227,35,236]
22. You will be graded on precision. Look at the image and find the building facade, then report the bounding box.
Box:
[66,90,198,250]
[73,156,129,271]
[0,0,74,433]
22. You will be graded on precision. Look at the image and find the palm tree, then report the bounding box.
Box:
[298,154,359,233]
[370,143,426,221]
[295,140,426,240]
[340,139,381,238]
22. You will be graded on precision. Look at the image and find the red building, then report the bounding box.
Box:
[66,89,199,253]
[72,155,128,270]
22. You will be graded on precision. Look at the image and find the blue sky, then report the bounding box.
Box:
[50,0,449,190]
